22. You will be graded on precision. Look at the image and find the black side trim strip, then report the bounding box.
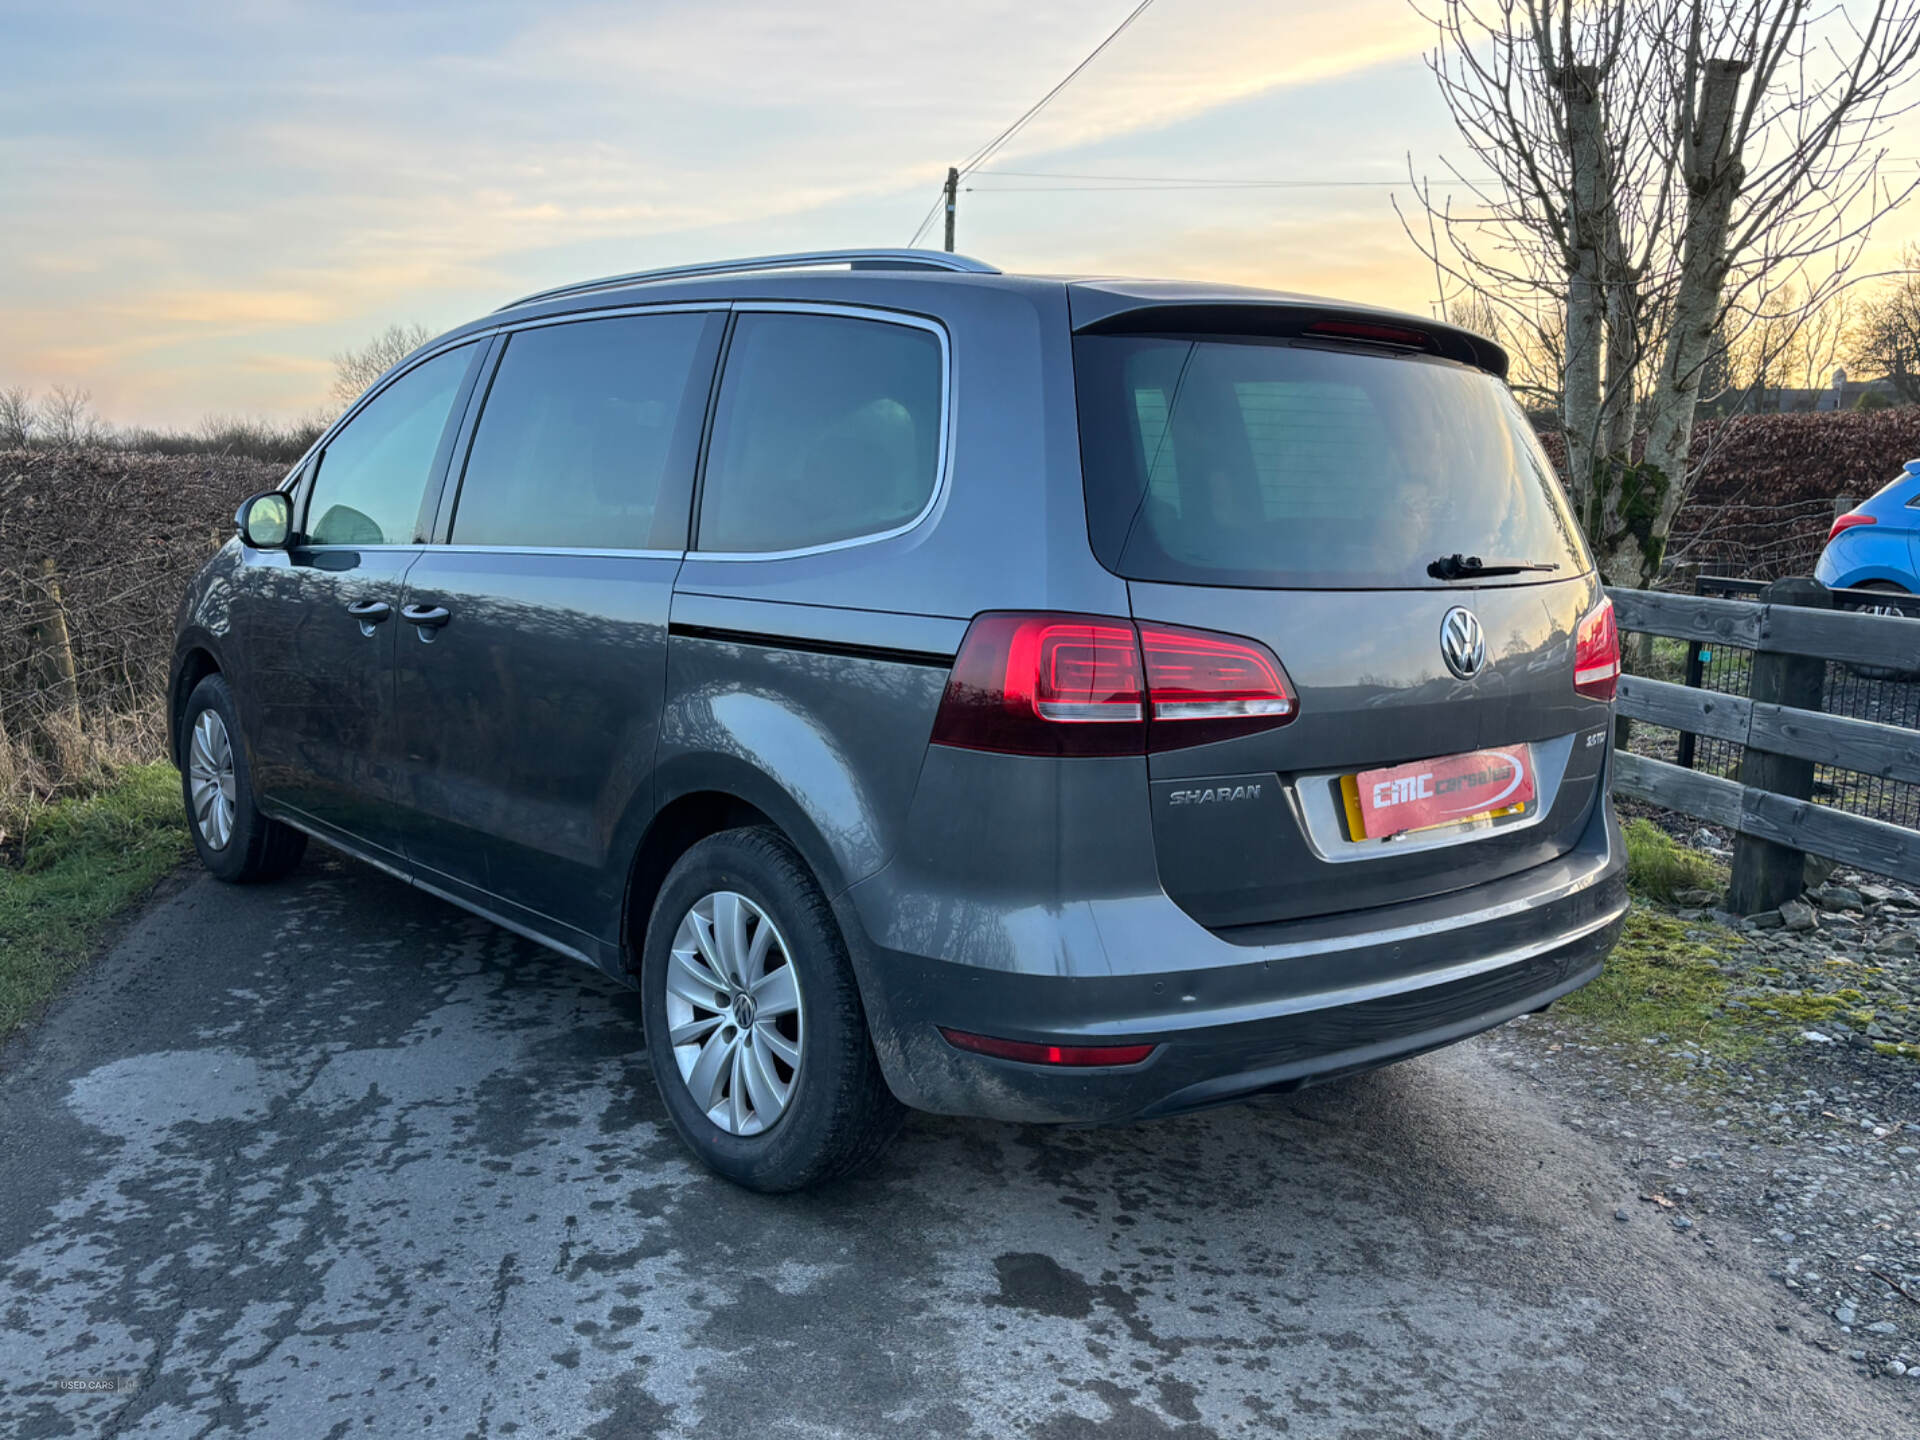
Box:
[670,622,953,669]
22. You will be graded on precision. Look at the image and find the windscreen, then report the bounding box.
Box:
[1073,334,1589,589]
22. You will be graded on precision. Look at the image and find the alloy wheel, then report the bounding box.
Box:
[187,710,237,851]
[664,891,805,1136]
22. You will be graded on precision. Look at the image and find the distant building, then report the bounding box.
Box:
[1702,373,1904,416]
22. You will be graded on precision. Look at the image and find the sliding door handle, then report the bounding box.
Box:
[401,603,451,629]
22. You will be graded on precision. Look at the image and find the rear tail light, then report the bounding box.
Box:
[1305,318,1436,351]
[1829,511,1876,541]
[929,614,1145,756]
[929,613,1296,756]
[1574,596,1620,701]
[939,1027,1156,1067]
[1138,623,1295,745]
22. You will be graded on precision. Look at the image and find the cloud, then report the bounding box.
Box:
[0,0,1437,423]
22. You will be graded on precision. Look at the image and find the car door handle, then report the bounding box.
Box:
[345,600,391,624]
[401,603,451,629]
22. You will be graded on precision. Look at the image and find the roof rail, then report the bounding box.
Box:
[495,248,1001,312]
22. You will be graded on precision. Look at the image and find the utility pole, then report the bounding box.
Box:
[943,167,958,252]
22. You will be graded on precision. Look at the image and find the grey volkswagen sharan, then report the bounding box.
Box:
[171,248,1627,1191]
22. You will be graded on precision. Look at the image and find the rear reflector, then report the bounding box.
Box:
[929,612,1296,756]
[1574,596,1620,701]
[1829,511,1876,541]
[939,1027,1156,1067]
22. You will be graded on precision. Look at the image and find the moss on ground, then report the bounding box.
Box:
[1761,992,1846,1024]
[0,763,188,1037]
[1559,906,1748,1055]
[1560,899,1920,1070]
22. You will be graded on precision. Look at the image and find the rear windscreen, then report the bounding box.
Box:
[1073,335,1589,589]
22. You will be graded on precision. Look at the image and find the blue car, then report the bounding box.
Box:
[1815,458,1920,596]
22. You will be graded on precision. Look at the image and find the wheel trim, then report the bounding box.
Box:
[187,710,237,851]
[664,891,804,1137]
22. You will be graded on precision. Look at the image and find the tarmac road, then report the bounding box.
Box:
[0,849,1904,1438]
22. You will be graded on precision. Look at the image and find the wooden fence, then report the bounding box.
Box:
[1610,579,1920,911]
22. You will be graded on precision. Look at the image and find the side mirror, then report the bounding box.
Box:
[236,491,292,550]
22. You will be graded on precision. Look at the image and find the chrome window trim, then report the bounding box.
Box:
[491,300,722,337]
[291,543,426,553]
[690,302,953,563]
[420,544,686,560]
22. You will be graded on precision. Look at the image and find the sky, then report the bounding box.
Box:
[1,0,1916,429]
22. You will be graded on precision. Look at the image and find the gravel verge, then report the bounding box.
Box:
[1485,844,1920,1393]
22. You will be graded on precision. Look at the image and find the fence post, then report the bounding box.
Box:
[1676,573,1711,771]
[25,555,82,773]
[1727,577,1830,914]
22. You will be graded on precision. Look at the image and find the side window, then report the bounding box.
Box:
[306,344,472,545]
[450,312,714,551]
[698,312,944,554]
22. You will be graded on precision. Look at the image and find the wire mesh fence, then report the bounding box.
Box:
[1651,574,1920,831]
[1,447,282,826]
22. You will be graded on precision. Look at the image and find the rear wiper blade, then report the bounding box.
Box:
[1427,553,1561,581]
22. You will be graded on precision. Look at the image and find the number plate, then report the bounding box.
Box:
[1346,746,1536,840]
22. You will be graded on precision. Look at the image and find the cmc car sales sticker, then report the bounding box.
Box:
[1351,746,1535,839]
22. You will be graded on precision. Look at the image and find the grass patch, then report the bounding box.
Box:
[0,762,189,1038]
[1623,818,1729,905]
[1644,636,1692,683]
[1560,905,1747,1054]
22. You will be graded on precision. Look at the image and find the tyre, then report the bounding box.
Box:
[1846,582,1920,681]
[179,674,307,883]
[639,826,903,1191]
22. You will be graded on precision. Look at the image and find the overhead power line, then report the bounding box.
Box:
[910,0,1158,247]
[954,0,1158,179]
[975,169,1412,186]
[963,153,1920,195]
[966,183,1409,191]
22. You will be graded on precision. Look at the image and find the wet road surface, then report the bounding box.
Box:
[0,852,1902,1438]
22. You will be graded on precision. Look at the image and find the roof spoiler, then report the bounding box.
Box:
[1071,300,1509,381]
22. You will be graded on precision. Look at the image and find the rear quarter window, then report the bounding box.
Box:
[1074,335,1588,589]
[696,311,944,555]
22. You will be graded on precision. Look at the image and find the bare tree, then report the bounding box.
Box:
[1450,291,1506,345]
[1730,282,1855,404]
[0,386,33,447]
[330,323,433,409]
[1696,310,1740,412]
[1407,0,1920,588]
[1401,3,1679,523]
[1509,302,1569,410]
[1850,242,1920,401]
[1795,289,1855,400]
[36,386,103,449]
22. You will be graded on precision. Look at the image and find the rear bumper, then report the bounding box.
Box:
[839,788,1626,1124]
